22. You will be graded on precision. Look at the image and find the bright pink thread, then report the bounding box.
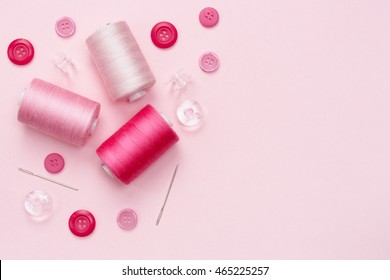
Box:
[86,21,156,102]
[97,105,179,184]
[18,78,100,146]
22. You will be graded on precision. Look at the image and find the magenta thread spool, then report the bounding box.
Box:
[97,104,179,184]
[17,78,100,146]
[86,21,156,102]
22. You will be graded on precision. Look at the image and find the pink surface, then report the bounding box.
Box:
[1,0,390,259]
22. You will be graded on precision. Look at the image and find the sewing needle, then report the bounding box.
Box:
[156,164,179,226]
[18,168,79,191]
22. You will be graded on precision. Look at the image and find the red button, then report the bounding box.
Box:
[117,208,137,230]
[151,21,178,49]
[44,153,65,174]
[199,7,219,28]
[7,38,34,65]
[55,17,76,37]
[68,210,96,237]
[199,52,220,72]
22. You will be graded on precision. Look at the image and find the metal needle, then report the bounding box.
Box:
[18,168,79,191]
[156,164,179,226]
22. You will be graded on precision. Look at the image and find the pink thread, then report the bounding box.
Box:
[18,78,100,146]
[86,21,156,102]
[97,105,179,184]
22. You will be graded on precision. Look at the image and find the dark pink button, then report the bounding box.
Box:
[69,210,96,237]
[7,38,34,65]
[117,209,137,230]
[199,52,220,72]
[44,153,65,174]
[151,21,178,49]
[199,7,219,27]
[55,17,76,37]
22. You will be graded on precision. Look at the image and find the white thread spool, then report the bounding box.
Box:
[86,21,156,102]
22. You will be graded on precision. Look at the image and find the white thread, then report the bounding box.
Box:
[86,21,156,102]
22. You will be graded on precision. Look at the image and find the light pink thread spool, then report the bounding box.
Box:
[86,21,156,102]
[18,78,100,146]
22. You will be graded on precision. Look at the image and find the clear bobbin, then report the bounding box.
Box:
[24,190,52,218]
[176,99,203,127]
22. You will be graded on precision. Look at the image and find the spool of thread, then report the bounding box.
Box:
[97,104,179,184]
[86,21,156,102]
[18,78,100,146]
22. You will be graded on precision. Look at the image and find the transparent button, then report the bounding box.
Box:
[177,99,203,127]
[24,190,52,218]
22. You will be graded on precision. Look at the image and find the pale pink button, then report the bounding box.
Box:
[55,17,76,37]
[117,208,137,230]
[44,153,65,174]
[199,7,219,27]
[199,52,220,72]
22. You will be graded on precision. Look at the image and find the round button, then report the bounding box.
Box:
[44,153,65,174]
[151,21,178,48]
[177,99,203,127]
[24,190,52,218]
[68,210,96,237]
[199,52,220,72]
[199,7,219,27]
[7,38,34,65]
[55,17,76,37]
[117,208,137,230]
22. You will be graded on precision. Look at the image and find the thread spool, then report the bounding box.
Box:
[18,78,100,146]
[86,21,156,102]
[97,104,179,184]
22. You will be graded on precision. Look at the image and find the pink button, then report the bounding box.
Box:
[199,52,220,72]
[44,153,65,174]
[55,17,76,37]
[199,7,219,28]
[7,38,34,65]
[151,21,178,49]
[68,210,96,237]
[117,208,137,230]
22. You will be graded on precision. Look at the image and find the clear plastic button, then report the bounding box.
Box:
[177,99,203,127]
[24,190,52,218]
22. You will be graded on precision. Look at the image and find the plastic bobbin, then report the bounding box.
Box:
[54,53,75,74]
[177,99,203,127]
[18,89,26,106]
[102,164,116,179]
[171,69,191,93]
[160,113,173,127]
[24,190,52,219]
[128,91,146,103]
[89,119,99,135]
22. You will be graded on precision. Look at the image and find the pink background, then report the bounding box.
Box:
[1,0,390,259]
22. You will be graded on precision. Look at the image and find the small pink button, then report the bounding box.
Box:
[151,21,178,49]
[7,38,34,65]
[199,7,219,27]
[117,208,137,230]
[44,153,65,174]
[69,210,96,237]
[55,17,76,37]
[199,52,220,73]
